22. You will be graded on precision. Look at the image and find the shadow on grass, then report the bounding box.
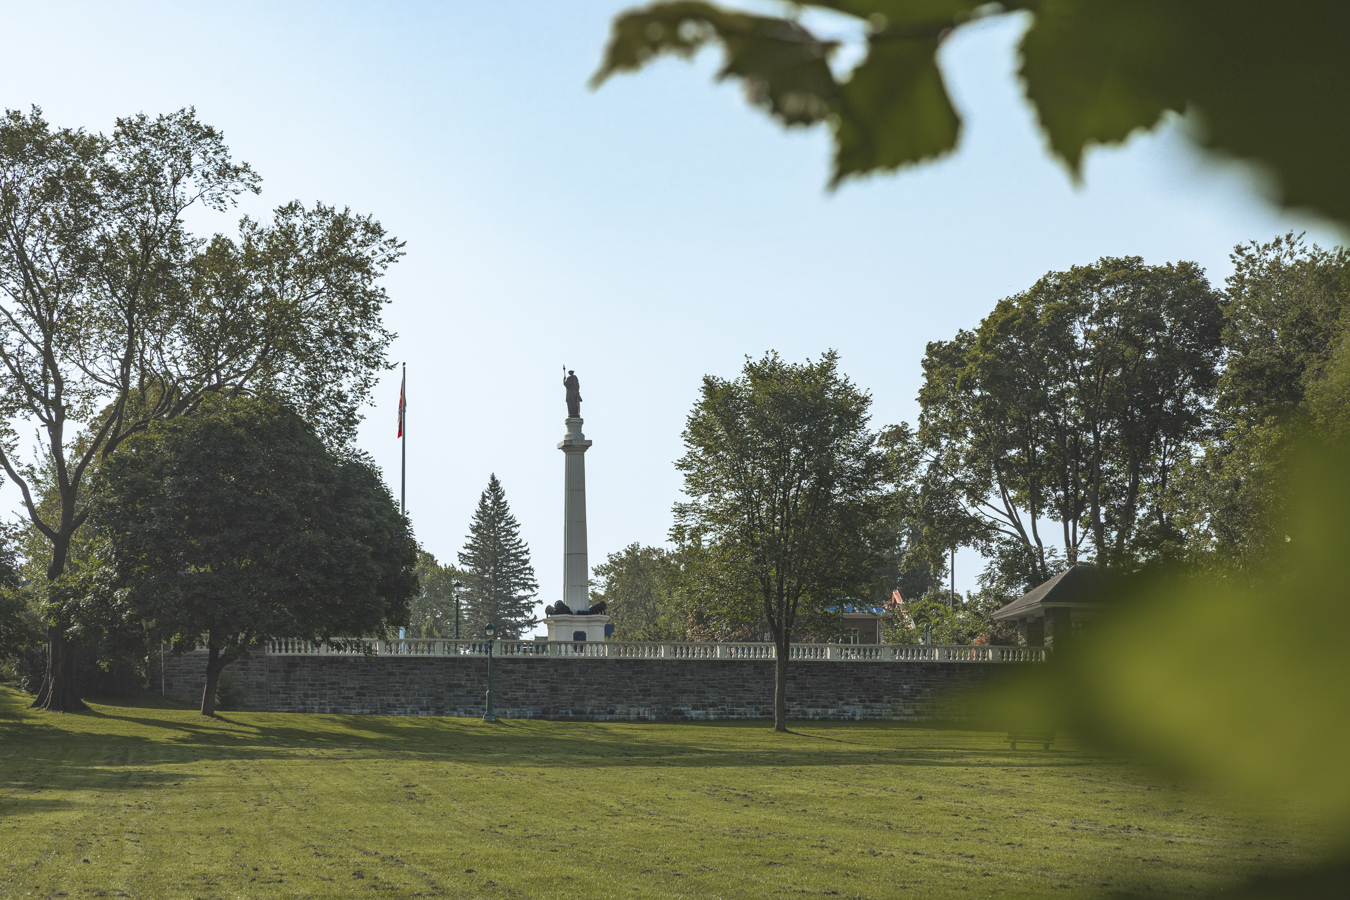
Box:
[0,688,1105,776]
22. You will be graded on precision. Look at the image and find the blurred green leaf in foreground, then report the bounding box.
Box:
[985,427,1350,896]
[597,3,1350,894]
[594,1,1350,226]
[1001,434,1350,821]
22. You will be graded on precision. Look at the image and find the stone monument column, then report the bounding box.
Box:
[558,415,592,612]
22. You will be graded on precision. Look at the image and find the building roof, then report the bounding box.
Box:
[991,565,1112,621]
[830,603,891,617]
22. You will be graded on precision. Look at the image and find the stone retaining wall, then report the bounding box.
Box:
[162,650,1017,720]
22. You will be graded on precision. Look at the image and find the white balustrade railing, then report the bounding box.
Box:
[255,637,1045,662]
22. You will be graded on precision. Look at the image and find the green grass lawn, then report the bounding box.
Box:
[0,685,1325,899]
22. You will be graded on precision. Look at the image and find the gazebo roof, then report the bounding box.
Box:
[991,565,1111,621]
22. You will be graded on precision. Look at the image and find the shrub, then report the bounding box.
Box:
[214,670,246,711]
[10,642,146,698]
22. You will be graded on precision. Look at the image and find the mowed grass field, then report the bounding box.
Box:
[0,686,1325,900]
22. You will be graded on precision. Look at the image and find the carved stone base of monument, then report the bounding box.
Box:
[544,614,611,643]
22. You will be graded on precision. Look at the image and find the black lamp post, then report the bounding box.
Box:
[483,621,497,722]
[452,579,464,641]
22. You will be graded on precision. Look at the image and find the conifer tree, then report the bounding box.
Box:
[458,474,539,639]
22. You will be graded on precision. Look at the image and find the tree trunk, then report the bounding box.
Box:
[200,644,227,717]
[773,643,789,732]
[28,626,86,712]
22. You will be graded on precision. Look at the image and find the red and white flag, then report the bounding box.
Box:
[397,373,406,438]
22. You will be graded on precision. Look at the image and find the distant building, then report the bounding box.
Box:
[796,606,891,644]
[840,609,887,644]
[991,565,1112,647]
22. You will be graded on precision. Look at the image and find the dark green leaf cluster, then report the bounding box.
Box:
[88,396,416,713]
[458,474,538,640]
[596,2,1350,224]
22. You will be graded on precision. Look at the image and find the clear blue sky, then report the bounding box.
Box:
[2,2,1341,626]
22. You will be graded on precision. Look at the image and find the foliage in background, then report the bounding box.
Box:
[595,1,1350,225]
[910,257,1222,590]
[883,590,1015,646]
[1171,234,1350,571]
[988,431,1350,891]
[89,397,417,716]
[2,428,159,695]
[859,424,946,611]
[672,351,895,729]
[0,106,401,711]
[458,474,539,640]
[409,551,467,639]
[591,543,688,642]
[0,525,35,672]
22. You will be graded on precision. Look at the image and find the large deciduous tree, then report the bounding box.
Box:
[0,107,400,710]
[458,474,539,640]
[594,2,1350,227]
[914,257,1223,584]
[672,351,893,732]
[88,397,417,717]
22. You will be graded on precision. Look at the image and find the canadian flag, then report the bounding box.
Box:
[397,373,406,438]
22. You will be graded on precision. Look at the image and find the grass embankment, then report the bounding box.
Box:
[0,686,1323,899]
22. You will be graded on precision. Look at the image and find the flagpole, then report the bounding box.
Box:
[401,362,406,518]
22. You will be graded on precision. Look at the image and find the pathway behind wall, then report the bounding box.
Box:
[163,652,1018,721]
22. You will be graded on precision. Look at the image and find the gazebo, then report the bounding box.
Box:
[991,564,1111,647]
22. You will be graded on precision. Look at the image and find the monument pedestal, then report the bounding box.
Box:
[544,614,611,643]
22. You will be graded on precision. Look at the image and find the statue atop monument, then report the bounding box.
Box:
[563,368,582,418]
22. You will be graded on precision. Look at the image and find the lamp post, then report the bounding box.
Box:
[483,621,497,722]
[452,579,464,641]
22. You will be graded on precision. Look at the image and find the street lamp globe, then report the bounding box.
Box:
[451,579,464,641]
[484,622,496,638]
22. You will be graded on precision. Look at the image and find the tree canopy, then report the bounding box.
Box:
[1171,234,1350,570]
[89,397,417,716]
[409,551,467,639]
[0,526,30,662]
[595,1,1350,227]
[0,106,401,709]
[591,543,688,642]
[912,257,1223,589]
[673,350,894,730]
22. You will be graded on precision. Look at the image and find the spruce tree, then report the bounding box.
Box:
[458,474,539,639]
